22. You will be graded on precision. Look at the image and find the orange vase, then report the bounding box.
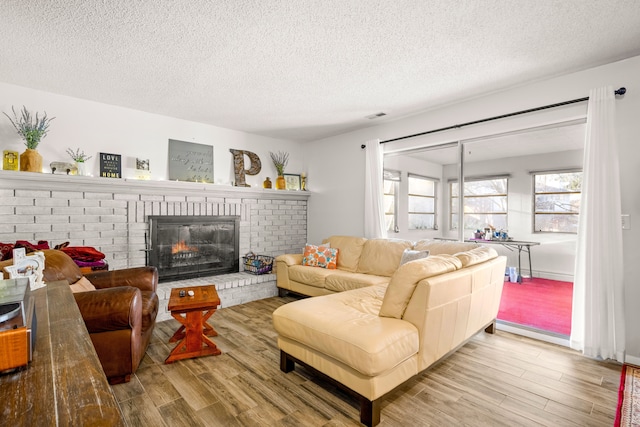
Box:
[275,175,286,190]
[19,149,43,172]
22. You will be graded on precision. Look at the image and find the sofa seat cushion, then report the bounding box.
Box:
[379,254,462,319]
[273,286,419,377]
[325,271,390,292]
[356,238,413,277]
[288,264,338,288]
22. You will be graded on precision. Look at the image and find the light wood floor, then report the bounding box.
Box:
[111,296,622,426]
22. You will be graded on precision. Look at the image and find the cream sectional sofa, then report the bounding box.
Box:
[272,237,507,426]
[275,235,482,297]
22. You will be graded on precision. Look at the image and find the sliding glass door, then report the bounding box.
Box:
[383,120,585,341]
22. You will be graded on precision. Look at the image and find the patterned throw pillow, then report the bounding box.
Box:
[302,244,338,269]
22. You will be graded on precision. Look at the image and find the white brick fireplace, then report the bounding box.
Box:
[0,170,309,317]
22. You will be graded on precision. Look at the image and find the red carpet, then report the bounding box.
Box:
[497,278,573,335]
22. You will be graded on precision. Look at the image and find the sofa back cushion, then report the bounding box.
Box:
[454,246,498,267]
[322,236,367,273]
[356,238,413,277]
[379,254,462,319]
[413,239,478,255]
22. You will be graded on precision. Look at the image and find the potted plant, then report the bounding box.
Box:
[3,106,55,172]
[66,148,92,176]
[269,151,289,190]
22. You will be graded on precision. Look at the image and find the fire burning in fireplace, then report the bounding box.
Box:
[148,215,240,282]
[171,240,199,254]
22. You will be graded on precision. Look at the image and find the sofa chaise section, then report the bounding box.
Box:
[273,241,506,426]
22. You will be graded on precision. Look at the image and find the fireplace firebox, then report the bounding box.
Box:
[148,215,240,282]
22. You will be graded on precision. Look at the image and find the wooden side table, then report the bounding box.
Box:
[165,285,222,364]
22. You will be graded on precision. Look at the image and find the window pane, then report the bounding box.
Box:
[408,177,434,196]
[535,193,580,214]
[535,172,582,193]
[408,196,434,212]
[464,179,506,195]
[535,214,579,233]
[409,214,434,229]
[383,194,395,213]
[455,213,507,230]
[451,182,459,197]
[450,177,508,230]
[385,215,395,231]
[383,180,396,194]
[534,171,582,233]
[464,196,507,213]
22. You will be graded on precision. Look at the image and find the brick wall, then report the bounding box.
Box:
[0,172,309,307]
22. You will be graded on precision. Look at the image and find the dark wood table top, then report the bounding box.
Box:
[168,284,220,312]
[0,280,124,426]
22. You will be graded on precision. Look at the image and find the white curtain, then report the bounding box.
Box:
[363,139,387,239]
[570,86,625,362]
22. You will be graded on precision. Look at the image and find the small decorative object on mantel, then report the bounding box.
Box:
[300,172,307,191]
[263,177,272,189]
[49,161,77,175]
[99,152,122,178]
[66,148,92,176]
[284,173,301,191]
[3,150,19,171]
[168,139,213,183]
[229,149,261,187]
[135,158,151,180]
[3,105,55,173]
[269,151,289,190]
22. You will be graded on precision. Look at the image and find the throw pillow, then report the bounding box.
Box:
[302,244,338,269]
[69,276,97,293]
[399,249,429,265]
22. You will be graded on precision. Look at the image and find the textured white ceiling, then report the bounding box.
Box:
[1,1,639,142]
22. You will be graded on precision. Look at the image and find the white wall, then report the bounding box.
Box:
[0,82,306,187]
[306,55,640,359]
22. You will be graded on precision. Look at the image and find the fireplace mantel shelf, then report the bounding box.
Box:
[0,170,310,200]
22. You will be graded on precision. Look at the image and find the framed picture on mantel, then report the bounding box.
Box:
[99,153,122,178]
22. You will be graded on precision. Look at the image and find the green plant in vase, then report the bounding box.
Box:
[66,148,92,176]
[270,151,289,190]
[3,105,55,172]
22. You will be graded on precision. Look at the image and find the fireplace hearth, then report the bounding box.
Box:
[148,215,240,282]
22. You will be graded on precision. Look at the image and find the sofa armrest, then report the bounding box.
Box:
[73,287,141,333]
[85,266,158,292]
[275,254,303,266]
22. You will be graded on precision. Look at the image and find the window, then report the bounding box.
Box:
[408,174,437,230]
[450,177,508,230]
[533,170,582,233]
[383,170,400,233]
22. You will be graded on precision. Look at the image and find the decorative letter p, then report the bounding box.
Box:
[229,149,262,187]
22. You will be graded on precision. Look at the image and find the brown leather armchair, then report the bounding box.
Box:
[2,249,159,384]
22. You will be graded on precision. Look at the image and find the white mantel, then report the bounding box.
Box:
[0,169,309,271]
[0,170,311,200]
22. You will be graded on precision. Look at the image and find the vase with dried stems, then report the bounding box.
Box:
[270,151,289,190]
[66,148,92,176]
[3,106,55,173]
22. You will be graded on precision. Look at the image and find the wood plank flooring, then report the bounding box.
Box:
[111,295,621,426]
